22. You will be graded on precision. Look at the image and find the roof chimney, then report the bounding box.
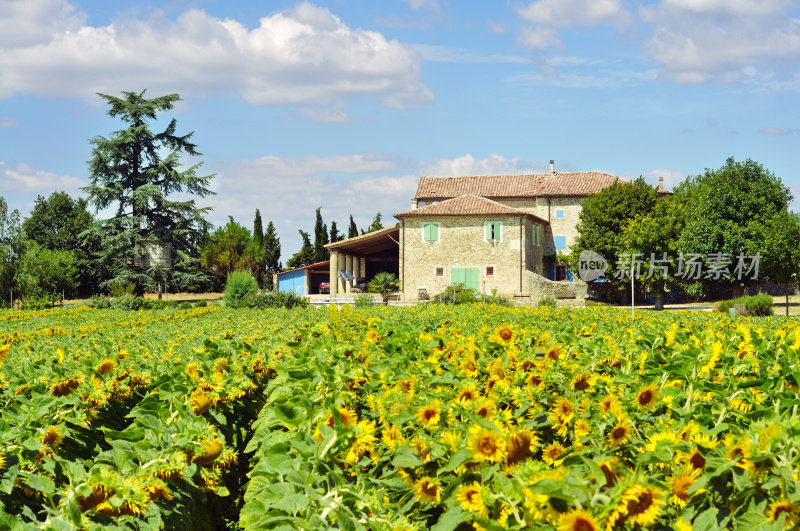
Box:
[411,198,418,209]
[549,160,555,174]
[658,176,664,191]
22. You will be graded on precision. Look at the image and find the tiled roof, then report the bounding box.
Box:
[414,172,628,199]
[325,224,399,250]
[395,195,546,223]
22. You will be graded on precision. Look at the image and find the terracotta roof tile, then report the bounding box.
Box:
[395,194,546,223]
[414,172,627,199]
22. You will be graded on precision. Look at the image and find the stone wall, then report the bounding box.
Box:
[400,216,542,300]
[521,271,588,301]
[501,197,584,255]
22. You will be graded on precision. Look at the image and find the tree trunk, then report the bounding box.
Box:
[157,281,163,300]
[655,291,664,311]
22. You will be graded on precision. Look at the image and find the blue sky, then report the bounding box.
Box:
[1,0,799,256]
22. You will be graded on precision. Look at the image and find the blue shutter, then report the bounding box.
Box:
[554,236,566,250]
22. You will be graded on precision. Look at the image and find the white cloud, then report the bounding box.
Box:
[298,102,353,123]
[0,2,432,109]
[640,1,800,85]
[516,27,563,50]
[418,154,554,176]
[0,118,19,127]
[641,168,687,189]
[517,0,629,27]
[488,20,507,34]
[401,0,441,12]
[0,161,85,194]
[760,126,800,136]
[506,68,658,89]
[0,0,85,47]
[413,44,529,63]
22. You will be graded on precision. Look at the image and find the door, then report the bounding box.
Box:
[451,268,480,291]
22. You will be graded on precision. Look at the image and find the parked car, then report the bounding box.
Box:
[319,282,330,294]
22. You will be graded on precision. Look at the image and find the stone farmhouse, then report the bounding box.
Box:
[297,163,664,301]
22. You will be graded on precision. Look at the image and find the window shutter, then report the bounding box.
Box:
[424,223,438,242]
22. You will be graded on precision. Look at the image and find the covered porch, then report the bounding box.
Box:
[324,224,400,297]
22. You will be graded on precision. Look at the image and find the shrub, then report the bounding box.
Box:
[353,293,377,308]
[368,273,400,303]
[110,294,142,310]
[22,297,52,310]
[194,299,208,308]
[178,301,193,310]
[243,291,308,309]
[539,296,557,308]
[224,271,258,308]
[108,282,135,297]
[86,295,111,309]
[715,294,773,316]
[433,284,479,305]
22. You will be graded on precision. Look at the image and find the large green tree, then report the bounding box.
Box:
[263,220,281,290]
[348,215,358,239]
[286,230,314,269]
[0,198,21,306]
[572,177,659,282]
[329,220,343,243]
[23,191,100,295]
[676,157,793,294]
[82,90,214,295]
[201,217,263,289]
[252,209,267,287]
[14,243,79,305]
[313,207,329,263]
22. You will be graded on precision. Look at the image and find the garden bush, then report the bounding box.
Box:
[110,293,142,310]
[194,299,208,308]
[715,293,773,316]
[223,270,258,308]
[243,290,309,309]
[433,283,479,304]
[353,292,377,308]
[539,295,558,307]
[85,294,111,309]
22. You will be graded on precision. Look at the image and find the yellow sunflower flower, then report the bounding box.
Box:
[456,383,480,405]
[456,482,487,516]
[490,324,515,347]
[607,418,633,448]
[619,485,665,527]
[635,384,659,410]
[96,359,116,376]
[474,399,497,421]
[557,509,599,531]
[669,469,703,507]
[766,499,798,527]
[413,477,441,504]
[506,428,538,466]
[541,441,567,466]
[468,426,507,463]
[415,401,442,429]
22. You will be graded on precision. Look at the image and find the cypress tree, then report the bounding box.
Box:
[348,215,358,239]
[313,207,329,263]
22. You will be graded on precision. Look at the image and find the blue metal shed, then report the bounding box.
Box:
[277,268,307,295]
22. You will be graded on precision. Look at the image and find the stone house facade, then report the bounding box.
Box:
[394,167,628,300]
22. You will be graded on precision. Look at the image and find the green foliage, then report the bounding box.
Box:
[109,293,142,310]
[748,211,800,287]
[573,177,659,284]
[201,217,263,289]
[677,157,793,288]
[223,270,258,308]
[15,242,79,304]
[138,297,178,310]
[353,292,377,307]
[329,220,342,243]
[243,291,309,309]
[85,294,111,308]
[363,212,384,234]
[539,296,558,307]
[194,299,208,308]
[286,230,315,269]
[263,221,281,290]
[367,272,400,302]
[108,281,135,297]
[178,301,193,310]
[348,214,358,238]
[82,90,214,293]
[313,207,329,263]
[21,297,53,310]
[433,283,479,304]
[715,294,774,316]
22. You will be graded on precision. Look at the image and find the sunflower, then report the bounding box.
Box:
[525,372,544,389]
[724,435,752,469]
[456,482,487,516]
[597,457,622,488]
[412,437,431,463]
[192,439,223,467]
[413,477,441,504]
[571,373,592,391]
[635,384,659,410]
[557,509,599,531]
[619,485,665,527]
[326,407,358,428]
[598,395,621,417]
[469,426,507,463]
[669,469,703,507]
[766,499,798,527]
[541,442,567,466]
[549,398,575,424]
[459,358,479,379]
[607,419,633,448]
[474,399,497,420]
[491,324,515,347]
[506,429,538,466]
[679,447,706,470]
[96,359,116,376]
[382,424,405,452]
[191,388,213,415]
[0,453,5,470]
[41,426,63,448]
[415,401,442,429]
[456,384,480,406]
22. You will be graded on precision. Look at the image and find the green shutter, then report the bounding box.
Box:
[451,268,465,286]
[424,223,438,242]
[485,221,501,242]
[451,268,479,290]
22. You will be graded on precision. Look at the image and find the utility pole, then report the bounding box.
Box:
[631,261,635,320]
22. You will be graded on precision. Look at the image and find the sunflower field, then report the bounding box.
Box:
[0,303,799,530]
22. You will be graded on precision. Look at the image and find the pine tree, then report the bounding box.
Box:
[253,209,266,286]
[263,220,281,290]
[348,215,358,239]
[287,230,314,269]
[313,207,329,263]
[82,90,214,295]
[329,221,342,243]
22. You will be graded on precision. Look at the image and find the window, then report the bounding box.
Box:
[485,221,502,242]
[556,209,565,219]
[486,266,494,276]
[554,236,566,250]
[435,267,444,277]
[423,222,439,242]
